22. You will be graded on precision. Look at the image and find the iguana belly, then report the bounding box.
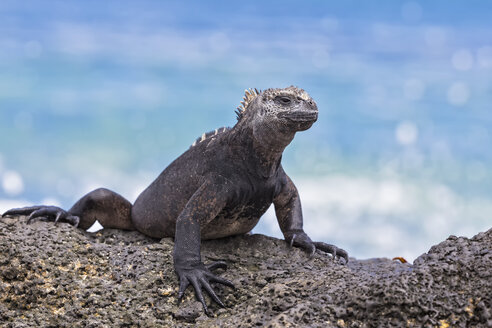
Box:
[200,201,272,240]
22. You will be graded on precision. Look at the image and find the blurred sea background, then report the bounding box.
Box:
[0,0,491,261]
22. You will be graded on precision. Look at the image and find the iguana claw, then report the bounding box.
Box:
[313,241,349,264]
[286,231,349,264]
[288,233,297,247]
[175,261,234,316]
[286,231,316,256]
[2,206,80,227]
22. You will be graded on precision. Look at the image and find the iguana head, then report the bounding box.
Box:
[235,86,318,147]
[236,86,318,131]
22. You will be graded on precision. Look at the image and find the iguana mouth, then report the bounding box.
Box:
[278,110,318,123]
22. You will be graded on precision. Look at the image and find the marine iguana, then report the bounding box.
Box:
[2,86,348,315]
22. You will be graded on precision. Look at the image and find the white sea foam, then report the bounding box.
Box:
[255,174,492,262]
[1,166,489,263]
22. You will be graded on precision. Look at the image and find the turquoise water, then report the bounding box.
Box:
[1,1,491,260]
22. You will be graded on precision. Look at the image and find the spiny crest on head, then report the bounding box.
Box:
[262,85,310,102]
[235,88,261,121]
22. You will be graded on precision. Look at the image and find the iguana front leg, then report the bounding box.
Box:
[173,179,235,315]
[274,173,349,263]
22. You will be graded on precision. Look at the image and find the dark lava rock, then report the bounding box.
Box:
[0,217,490,327]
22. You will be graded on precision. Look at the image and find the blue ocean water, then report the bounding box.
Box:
[0,0,491,260]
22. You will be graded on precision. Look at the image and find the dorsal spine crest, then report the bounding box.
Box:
[191,127,230,148]
[235,88,261,121]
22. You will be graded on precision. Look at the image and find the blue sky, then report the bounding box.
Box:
[1,1,491,259]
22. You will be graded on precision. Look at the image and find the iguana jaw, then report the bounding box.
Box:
[277,110,318,123]
[275,97,318,132]
[277,110,318,131]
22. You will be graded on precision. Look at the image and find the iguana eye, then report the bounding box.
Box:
[276,96,292,105]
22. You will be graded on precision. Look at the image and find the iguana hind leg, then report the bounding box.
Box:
[2,188,135,231]
[69,188,134,230]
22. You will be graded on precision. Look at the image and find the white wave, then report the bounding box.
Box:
[256,174,492,262]
[2,170,490,263]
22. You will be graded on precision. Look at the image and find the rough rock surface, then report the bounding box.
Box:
[0,217,490,327]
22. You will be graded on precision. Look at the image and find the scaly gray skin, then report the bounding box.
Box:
[2,86,348,316]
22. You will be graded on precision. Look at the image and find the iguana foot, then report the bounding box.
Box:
[286,231,349,264]
[313,241,349,264]
[1,206,80,227]
[175,261,235,316]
